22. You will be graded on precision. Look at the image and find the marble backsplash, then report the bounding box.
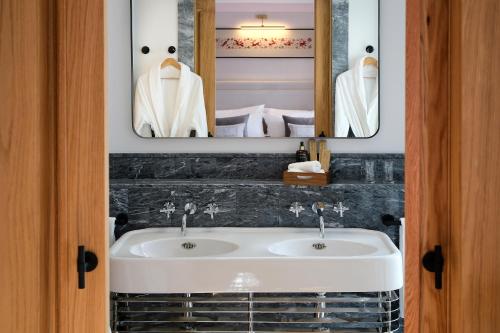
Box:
[110,153,404,245]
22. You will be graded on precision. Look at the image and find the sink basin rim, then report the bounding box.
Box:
[268,238,381,257]
[129,237,240,258]
[110,227,403,293]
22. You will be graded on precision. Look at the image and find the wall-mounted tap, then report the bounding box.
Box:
[289,202,305,218]
[181,203,197,236]
[160,202,175,220]
[312,202,326,239]
[204,202,219,220]
[333,202,349,218]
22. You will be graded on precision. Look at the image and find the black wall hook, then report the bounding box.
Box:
[141,46,150,54]
[381,214,401,226]
[366,45,375,54]
[168,46,176,54]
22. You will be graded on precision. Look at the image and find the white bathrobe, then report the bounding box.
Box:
[134,61,208,137]
[334,56,379,137]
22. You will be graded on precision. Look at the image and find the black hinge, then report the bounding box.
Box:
[422,245,444,289]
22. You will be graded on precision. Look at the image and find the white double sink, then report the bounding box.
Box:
[110,228,403,294]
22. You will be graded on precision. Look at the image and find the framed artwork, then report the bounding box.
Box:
[216,29,314,58]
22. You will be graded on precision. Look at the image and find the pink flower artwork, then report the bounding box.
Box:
[216,37,313,50]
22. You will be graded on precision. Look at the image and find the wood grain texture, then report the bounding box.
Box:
[282,171,330,186]
[449,0,500,331]
[196,0,216,135]
[314,0,332,137]
[56,0,109,332]
[0,0,56,332]
[420,0,451,332]
[404,1,422,330]
[406,0,451,331]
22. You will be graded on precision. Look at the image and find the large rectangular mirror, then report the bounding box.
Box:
[131,0,379,138]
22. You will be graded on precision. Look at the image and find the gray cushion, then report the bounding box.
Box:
[282,115,315,137]
[216,114,250,137]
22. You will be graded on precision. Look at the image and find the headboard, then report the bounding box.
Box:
[216,80,314,111]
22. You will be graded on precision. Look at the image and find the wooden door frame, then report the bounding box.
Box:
[196,0,216,135]
[49,0,443,331]
[46,0,462,332]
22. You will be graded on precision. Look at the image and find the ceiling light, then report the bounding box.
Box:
[240,14,286,30]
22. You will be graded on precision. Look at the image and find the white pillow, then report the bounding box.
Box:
[288,123,315,138]
[263,108,314,137]
[216,105,265,137]
[216,123,246,138]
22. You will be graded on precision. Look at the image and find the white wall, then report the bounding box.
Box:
[131,0,178,84]
[348,0,379,67]
[107,0,405,153]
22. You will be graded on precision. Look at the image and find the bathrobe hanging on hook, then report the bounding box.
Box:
[334,56,379,137]
[134,61,208,137]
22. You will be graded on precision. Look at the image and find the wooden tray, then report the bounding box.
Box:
[283,170,331,186]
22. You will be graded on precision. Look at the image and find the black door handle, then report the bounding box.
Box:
[77,245,99,289]
[422,245,444,289]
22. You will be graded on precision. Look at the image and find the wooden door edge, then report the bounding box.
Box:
[404,0,422,331]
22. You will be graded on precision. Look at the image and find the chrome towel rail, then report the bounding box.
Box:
[111,291,401,333]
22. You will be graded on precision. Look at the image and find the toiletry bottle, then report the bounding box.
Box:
[296,142,309,162]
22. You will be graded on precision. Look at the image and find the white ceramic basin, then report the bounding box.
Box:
[130,238,239,258]
[110,228,403,294]
[269,239,378,257]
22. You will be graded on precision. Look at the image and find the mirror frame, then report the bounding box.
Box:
[196,0,332,137]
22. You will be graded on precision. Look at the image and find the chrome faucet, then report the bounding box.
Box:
[289,202,305,218]
[181,203,197,236]
[160,202,175,220]
[312,202,326,239]
[333,202,349,217]
[204,202,219,220]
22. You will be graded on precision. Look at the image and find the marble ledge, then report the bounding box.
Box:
[110,178,404,187]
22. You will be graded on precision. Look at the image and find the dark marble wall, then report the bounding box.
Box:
[332,0,350,133]
[110,153,404,245]
[178,0,195,71]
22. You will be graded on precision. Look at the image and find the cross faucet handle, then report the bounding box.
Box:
[289,202,305,218]
[333,202,349,217]
[160,202,175,219]
[204,203,219,220]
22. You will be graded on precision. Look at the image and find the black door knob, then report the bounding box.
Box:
[422,245,444,289]
[77,245,99,289]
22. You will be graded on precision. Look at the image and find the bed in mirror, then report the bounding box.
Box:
[130,0,379,138]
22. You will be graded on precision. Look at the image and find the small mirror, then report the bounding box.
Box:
[333,0,379,137]
[130,0,379,138]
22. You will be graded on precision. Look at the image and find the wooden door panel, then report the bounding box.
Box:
[449,0,500,331]
[0,0,56,332]
[56,0,108,332]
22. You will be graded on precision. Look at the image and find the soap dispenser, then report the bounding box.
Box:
[296,142,309,162]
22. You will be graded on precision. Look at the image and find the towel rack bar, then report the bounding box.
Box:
[111,291,401,333]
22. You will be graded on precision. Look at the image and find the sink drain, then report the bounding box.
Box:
[181,242,197,250]
[312,243,327,250]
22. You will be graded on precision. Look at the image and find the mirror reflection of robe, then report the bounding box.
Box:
[133,61,208,137]
[335,56,379,137]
